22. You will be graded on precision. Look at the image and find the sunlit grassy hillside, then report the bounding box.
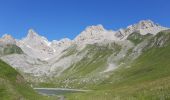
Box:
[66,31,170,100]
[0,59,55,100]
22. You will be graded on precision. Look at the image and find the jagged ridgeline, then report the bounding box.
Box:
[1,20,168,80]
[0,20,170,99]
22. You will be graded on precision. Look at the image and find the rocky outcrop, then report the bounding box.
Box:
[115,20,168,40]
[0,34,16,46]
[17,29,55,60]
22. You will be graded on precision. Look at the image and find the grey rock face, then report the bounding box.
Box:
[0,20,169,82]
[17,29,55,60]
[114,20,168,40]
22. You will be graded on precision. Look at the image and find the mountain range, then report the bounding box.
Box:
[0,20,170,99]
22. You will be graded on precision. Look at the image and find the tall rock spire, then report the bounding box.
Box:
[27,29,39,39]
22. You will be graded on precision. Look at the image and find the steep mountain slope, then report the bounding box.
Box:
[38,41,134,88]
[0,36,55,100]
[66,30,170,100]
[0,20,168,87]
[0,59,53,100]
[17,29,55,60]
[35,20,168,88]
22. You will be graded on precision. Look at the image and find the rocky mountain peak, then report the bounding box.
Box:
[85,24,105,32]
[114,20,168,40]
[134,20,159,29]
[0,34,16,45]
[27,29,39,39]
[74,24,107,43]
[24,29,49,45]
[16,29,55,60]
[2,34,14,39]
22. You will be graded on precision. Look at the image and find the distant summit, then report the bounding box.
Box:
[27,29,39,39]
[0,34,16,45]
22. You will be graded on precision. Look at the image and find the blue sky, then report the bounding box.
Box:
[0,0,170,40]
